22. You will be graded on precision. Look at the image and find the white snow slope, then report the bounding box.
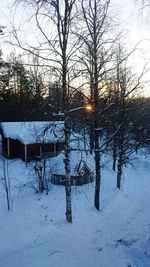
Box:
[0,153,150,267]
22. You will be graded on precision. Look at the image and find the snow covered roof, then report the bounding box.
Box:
[1,121,65,145]
[51,150,95,176]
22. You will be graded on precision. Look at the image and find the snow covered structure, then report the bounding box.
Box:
[1,121,65,162]
[51,151,95,186]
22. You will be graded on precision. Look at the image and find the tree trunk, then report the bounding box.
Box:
[6,188,10,211]
[94,128,101,210]
[90,124,94,154]
[112,139,117,172]
[117,142,123,189]
[117,157,122,189]
[64,115,72,223]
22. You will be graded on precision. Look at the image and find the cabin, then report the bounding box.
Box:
[1,121,65,162]
[51,151,95,186]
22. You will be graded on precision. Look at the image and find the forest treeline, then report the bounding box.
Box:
[0,52,150,150]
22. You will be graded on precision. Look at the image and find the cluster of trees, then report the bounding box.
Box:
[0,52,49,121]
[0,0,150,221]
[0,52,86,122]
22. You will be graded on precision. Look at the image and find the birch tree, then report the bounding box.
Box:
[112,46,144,189]
[80,0,114,210]
[14,0,78,222]
[49,0,77,223]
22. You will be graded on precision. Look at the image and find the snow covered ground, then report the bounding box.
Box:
[0,151,150,267]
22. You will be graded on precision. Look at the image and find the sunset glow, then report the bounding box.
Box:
[85,104,93,112]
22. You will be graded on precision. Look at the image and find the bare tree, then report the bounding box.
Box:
[48,0,77,223]
[80,0,115,210]
[13,0,79,222]
[112,45,144,189]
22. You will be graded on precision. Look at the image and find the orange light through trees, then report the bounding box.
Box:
[85,104,93,112]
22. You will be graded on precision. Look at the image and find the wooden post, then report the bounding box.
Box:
[78,137,80,147]
[40,146,42,158]
[54,143,56,155]
[24,145,27,164]
[7,138,10,157]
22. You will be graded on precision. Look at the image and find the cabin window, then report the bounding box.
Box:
[57,142,64,152]
[42,143,54,157]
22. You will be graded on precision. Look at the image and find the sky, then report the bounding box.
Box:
[0,0,150,96]
[111,0,150,96]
